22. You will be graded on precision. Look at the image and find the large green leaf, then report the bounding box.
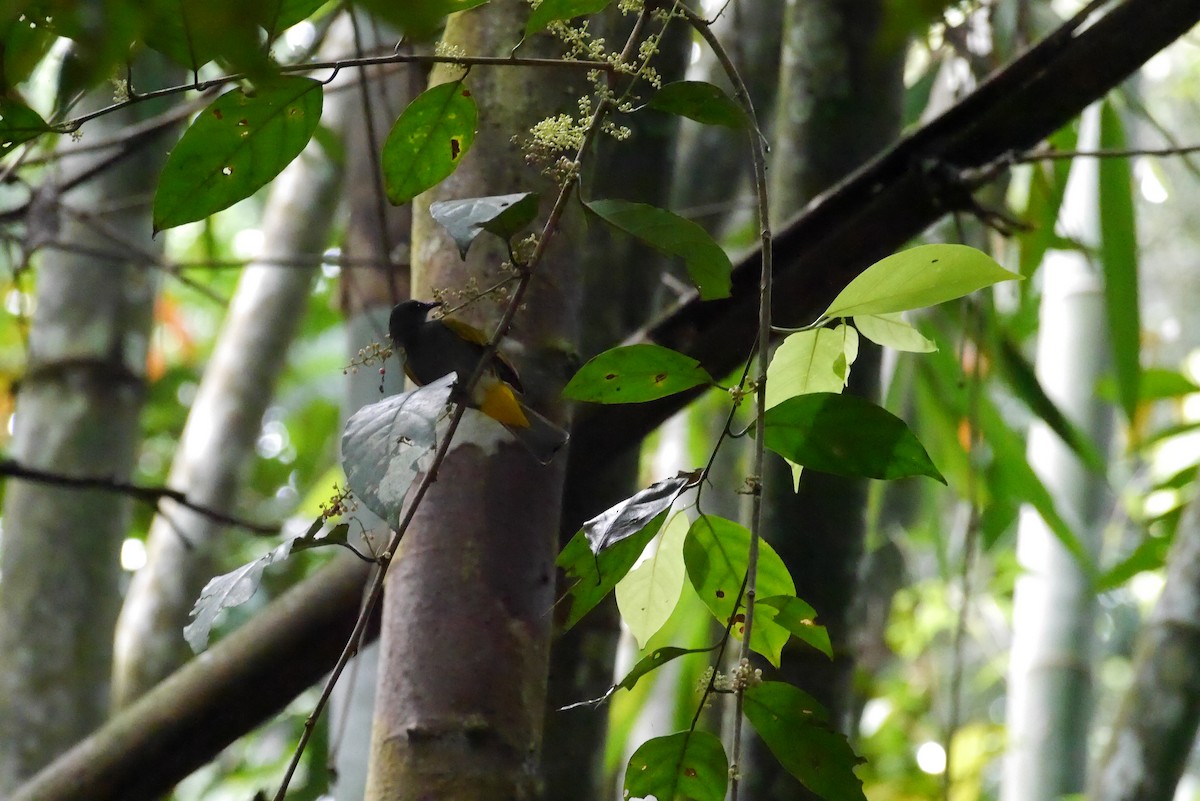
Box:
[525,0,612,36]
[585,199,732,300]
[153,77,323,232]
[340,375,455,527]
[648,81,745,129]
[564,344,713,403]
[557,510,668,633]
[382,80,477,205]
[0,98,51,159]
[144,0,269,73]
[1098,99,1141,423]
[1016,123,1077,278]
[429,192,540,258]
[758,595,832,658]
[823,244,1020,318]
[616,512,688,648]
[763,392,945,483]
[625,731,728,801]
[744,682,866,801]
[765,325,858,410]
[683,515,795,666]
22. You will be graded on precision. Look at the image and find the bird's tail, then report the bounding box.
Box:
[503,401,569,464]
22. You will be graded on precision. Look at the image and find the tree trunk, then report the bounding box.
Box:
[363,4,586,798]
[1000,104,1112,801]
[0,56,177,791]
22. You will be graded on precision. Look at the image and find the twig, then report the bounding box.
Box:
[1010,141,1200,162]
[56,52,616,134]
[681,6,772,800]
[0,459,277,534]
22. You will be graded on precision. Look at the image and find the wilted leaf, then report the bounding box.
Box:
[557,510,668,633]
[585,199,731,300]
[648,80,745,128]
[564,344,713,404]
[584,474,691,552]
[429,192,540,258]
[762,392,945,483]
[823,244,1020,318]
[625,731,728,801]
[616,511,688,648]
[744,682,866,801]
[153,77,323,232]
[382,80,477,205]
[684,515,795,666]
[340,374,455,527]
[184,538,297,652]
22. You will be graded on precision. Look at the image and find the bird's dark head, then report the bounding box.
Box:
[388,299,441,347]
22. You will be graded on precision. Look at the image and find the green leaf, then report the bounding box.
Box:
[290,522,353,555]
[763,392,945,483]
[765,325,858,410]
[525,0,612,36]
[626,731,728,801]
[184,538,298,652]
[683,515,795,666]
[1098,99,1141,423]
[354,0,490,40]
[382,80,477,205]
[823,244,1020,318]
[584,474,690,553]
[1015,123,1076,278]
[758,595,832,658]
[616,511,688,648]
[564,344,714,404]
[744,682,867,801]
[429,192,540,258]
[615,643,719,693]
[853,313,936,353]
[648,81,745,128]
[340,375,455,527]
[1138,368,1200,402]
[557,509,668,633]
[0,98,51,159]
[144,0,270,73]
[585,199,732,300]
[153,76,323,232]
[1097,533,1170,593]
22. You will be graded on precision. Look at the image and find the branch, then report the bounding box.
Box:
[0,459,277,535]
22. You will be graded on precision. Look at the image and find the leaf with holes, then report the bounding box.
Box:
[763,392,945,483]
[625,731,728,801]
[563,344,713,403]
[758,595,832,658]
[683,515,795,666]
[649,81,745,128]
[823,243,1020,318]
[0,98,50,159]
[429,192,540,258]
[382,80,477,206]
[524,0,612,36]
[744,682,867,801]
[153,77,323,232]
[341,374,455,527]
[585,199,731,300]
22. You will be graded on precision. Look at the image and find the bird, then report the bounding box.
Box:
[388,299,569,463]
